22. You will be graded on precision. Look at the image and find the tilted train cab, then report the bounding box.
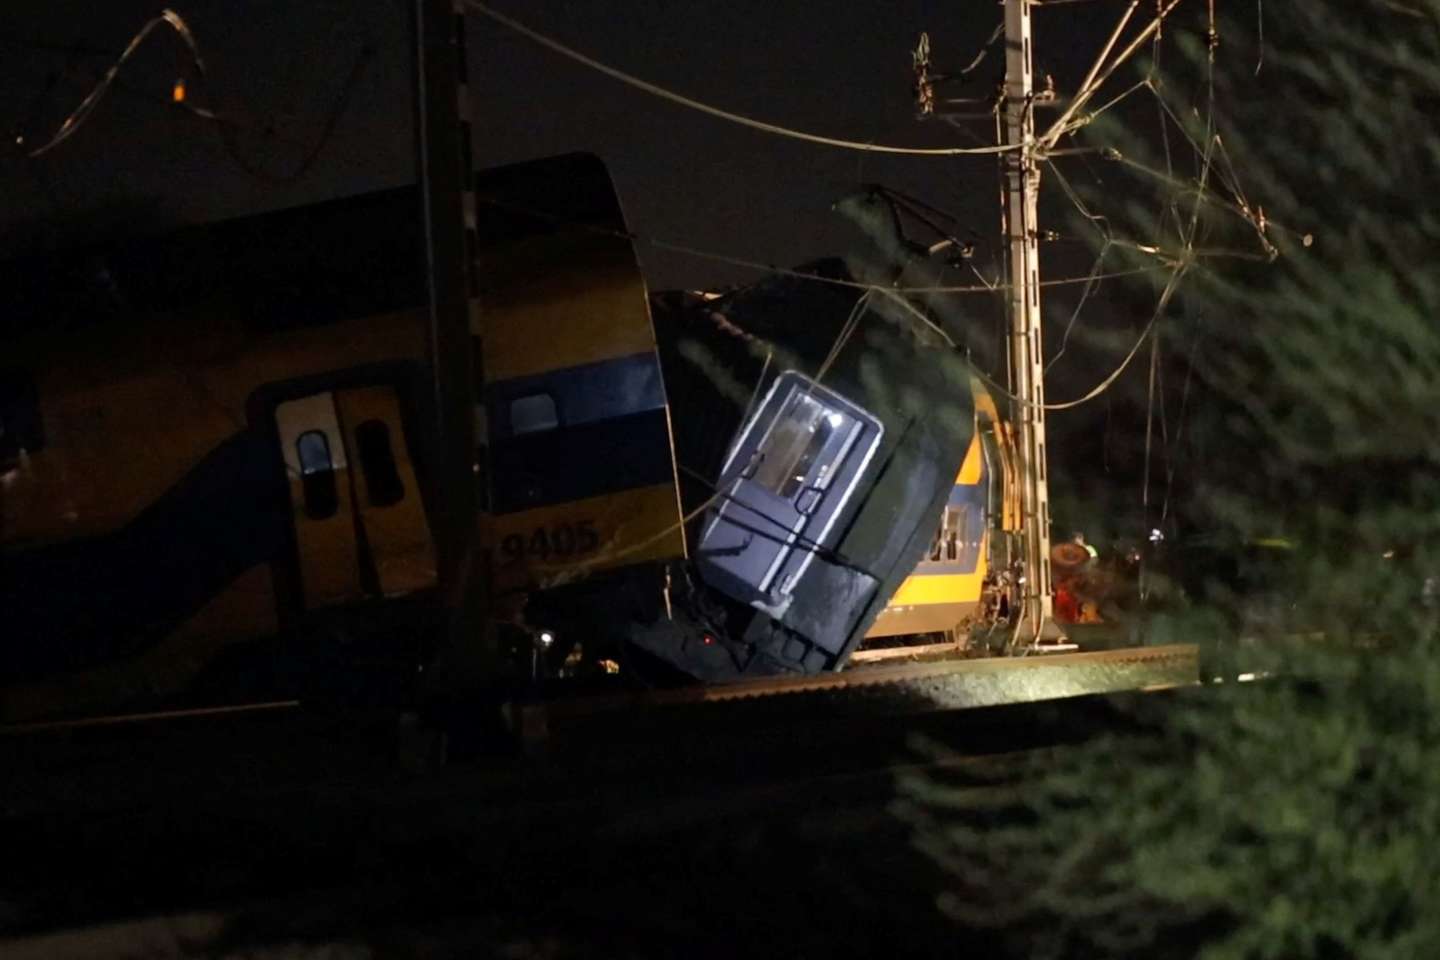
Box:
[647,264,978,680]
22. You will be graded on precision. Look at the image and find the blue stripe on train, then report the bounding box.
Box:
[489,409,674,515]
[485,352,666,442]
[947,481,986,509]
[486,353,675,515]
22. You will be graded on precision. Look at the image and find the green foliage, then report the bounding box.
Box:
[901,2,1440,956]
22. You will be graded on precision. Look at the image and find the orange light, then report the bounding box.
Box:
[172,79,186,104]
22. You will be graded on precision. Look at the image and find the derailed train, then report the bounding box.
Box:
[0,153,1017,722]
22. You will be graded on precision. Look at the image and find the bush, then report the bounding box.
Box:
[898,3,1440,956]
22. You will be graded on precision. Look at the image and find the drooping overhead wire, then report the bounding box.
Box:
[1041,0,1183,148]
[466,1,1019,157]
[953,21,1005,78]
[1254,2,1269,75]
[18,9,200,157]
[1045,239,1115,373]
[474,190,1165,299]
[1018,0,1292,540]
[864,264,1186,413]
[1160,317,1204,526]
[650,222,1167,294]
[14,7,368,181]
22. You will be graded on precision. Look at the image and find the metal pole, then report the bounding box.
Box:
[413,0,484,633]
[1002,0,1063,646]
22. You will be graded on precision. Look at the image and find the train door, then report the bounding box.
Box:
[273,383,436,613]
[697,371,882,613]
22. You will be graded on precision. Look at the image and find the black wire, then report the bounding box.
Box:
[950,21,1005,80]
[9,13,370,183]
[677,463,875,578]
[195,42,375,184]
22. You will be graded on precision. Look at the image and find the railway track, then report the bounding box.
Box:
[511,643,1198,744]
[1,643,1205,955]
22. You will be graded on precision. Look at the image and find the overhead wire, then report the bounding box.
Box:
[466,1,1018,157]
[1142,326,1159,540]
[475,189,1166,298]
[1041,0,1184,148]
[14,7,367,182]
[7,33,355,166]
[18,9,199,157]
[674,467,872,571]
[1044,239,1115,373]
[1151,0,1219,540]
[1076,0,1258,543]
[1160,316,1204,527]
[1254,0,1266,75]
[1007,0,1277,427]
[953,21,1006,78]
[866,266,1186,413]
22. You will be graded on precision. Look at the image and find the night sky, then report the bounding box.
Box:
[0,0,1120,291]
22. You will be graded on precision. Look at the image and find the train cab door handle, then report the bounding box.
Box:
[796,486,824,517]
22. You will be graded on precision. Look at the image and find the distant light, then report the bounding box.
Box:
[1149,528,1164,543]
[172,78,187,104]
[538,630,555,648]
[702,634,715,646]
[827,412,844,427]
[1237,672,1257,682]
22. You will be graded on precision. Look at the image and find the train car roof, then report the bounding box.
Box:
[0,152,621,343]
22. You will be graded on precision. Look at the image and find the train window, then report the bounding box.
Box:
[355,419,404,507]
[296,429,339,520]
[510,392,559,436]
[752,392,841,500]
[700,371,881,609]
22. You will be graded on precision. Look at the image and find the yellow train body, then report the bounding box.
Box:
[1,154,686,721]
[865,378,1017,640]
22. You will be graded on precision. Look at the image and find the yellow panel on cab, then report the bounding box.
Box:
[334,386,437,597]
[274,392,364,609]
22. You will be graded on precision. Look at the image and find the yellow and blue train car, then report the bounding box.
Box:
[0,153,690,721]
[0,187,445,722]
[865,378,1019,642]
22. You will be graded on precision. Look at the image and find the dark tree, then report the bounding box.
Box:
[898,3,1440,957]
